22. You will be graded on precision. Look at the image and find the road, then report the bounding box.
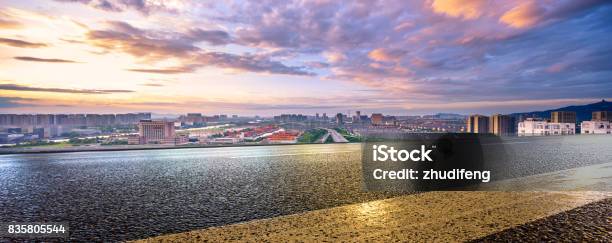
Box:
[134,162,612,242]
[326,128,349,143]
[316,132,330,143]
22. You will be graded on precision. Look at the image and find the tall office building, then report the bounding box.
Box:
[551,111,576,124]
[354,111,361,123]
[467,115,489,133]
[335,113,344,125]
[592,111,611,122]
[489,114,515,135]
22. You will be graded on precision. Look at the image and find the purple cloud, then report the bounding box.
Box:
[85,21,313,76]
[11,0,612,113]
[53,0,170,14]
[0,38,47,48]
[0,83,133,94]
[14,56,79,63]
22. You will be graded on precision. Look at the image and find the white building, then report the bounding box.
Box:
[518,118,575,136]
[581,121,611,134]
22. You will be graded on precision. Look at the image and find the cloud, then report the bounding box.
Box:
[197,52,314,76]
[324,52,347,63]
[186,28,232,46]
[53,0,184,14]
[0,9,22,28]
[121,99,344,111]
[0,83,134,94]
[14,56,79,63]
[0,37,47,48]
[0,18,21,28]
[500,1,546,28]
[140,83,164,87]
[3,0,612,114]
[500,0,609,29]
[85,21,313,76]
[0,97,31,108]
[86,21,198,59]
[368,48,406,62]
[430,0,486,20]
[126,67,195,74]
[306,61,330,69]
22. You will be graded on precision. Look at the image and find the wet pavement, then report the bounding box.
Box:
[474,198,611,242]
[133,191,610,242]
[1,136,611,241]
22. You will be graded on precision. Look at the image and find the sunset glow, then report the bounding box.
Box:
[1,0,610,115]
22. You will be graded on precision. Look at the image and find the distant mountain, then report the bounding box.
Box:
[510,99,611,123]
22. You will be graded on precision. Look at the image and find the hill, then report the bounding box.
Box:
[510,99,611,123]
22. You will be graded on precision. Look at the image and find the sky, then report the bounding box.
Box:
[0,0,611,116]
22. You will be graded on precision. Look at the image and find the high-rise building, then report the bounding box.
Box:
[489,114,515,135]
[33,127,45,138]
[273,114,307,123]
[336,113,344,125]
[592,111,611,122]
[551,111,576,124]
[1,113,149,138]
[354,111,361,123]
[371,113,383,126]
[467,115,489,133]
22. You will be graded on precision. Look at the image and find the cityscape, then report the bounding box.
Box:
[1,0,611,242]
[1,101,610,151]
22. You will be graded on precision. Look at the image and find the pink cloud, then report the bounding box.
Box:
[499,1,544,28]
[367,48,405,62]
[546,63,568,73]
[430,0,487,20]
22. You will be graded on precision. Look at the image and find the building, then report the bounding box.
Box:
[592,111,611,122]
[371,113,383,126]
[273,114,307,123]
[1,113,151,138]
[551,111,576,124]
[581,121,611,134]
[382,116,398,126]
[354,111,361,123]
[127,134,143,145]
[467,115,489,133]
[489,114,515,135]
[335,113,344,125]
[266,131,299,144]
[581,110,611,134]
[130,120,186,145]
[138,120,174,144]
[518,118,575,136]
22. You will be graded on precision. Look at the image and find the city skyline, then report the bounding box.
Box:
[1,0,611,115]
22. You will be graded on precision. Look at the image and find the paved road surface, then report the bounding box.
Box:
[134,162,612,242]
[326,128,349,143]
